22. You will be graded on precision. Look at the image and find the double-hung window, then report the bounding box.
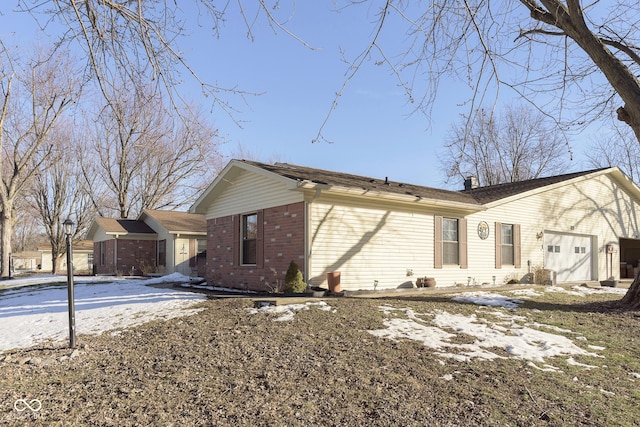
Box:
[158,240,166,266]
[99,241,106,266]
[435,216,467,269]
[442,218,459,265]
[501,224,514,265]
[495,222,521,269]
[241,213,258,265]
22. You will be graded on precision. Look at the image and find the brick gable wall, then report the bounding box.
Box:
[206,202,305,291]
[93,239,156,275]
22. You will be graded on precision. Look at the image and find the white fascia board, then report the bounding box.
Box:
[297,181,484,214]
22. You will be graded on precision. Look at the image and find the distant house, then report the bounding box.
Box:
[38,240,94,274]
[11,251,41,272]
[190,160,640,291]
[86,209,207,277]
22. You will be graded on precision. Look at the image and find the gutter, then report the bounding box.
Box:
[296,181,484,214]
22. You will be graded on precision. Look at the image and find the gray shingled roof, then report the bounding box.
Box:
[242,160,480,205]
[243,161,611,206]
[95,217,156,235]
[461,168,609,204]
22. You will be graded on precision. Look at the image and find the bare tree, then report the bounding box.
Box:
[326,1,640,306]
[586,123,640,181]
[15,0,302,123]
[28,122,96,274]
[441,104,567,187]
[83,86,222,219]
[0,46,80,277]
[12,197,44,253]
[318,1,640,144]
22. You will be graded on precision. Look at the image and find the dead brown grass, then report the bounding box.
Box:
[1,290,640,426]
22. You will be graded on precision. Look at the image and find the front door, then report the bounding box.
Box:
[176,238,191,276]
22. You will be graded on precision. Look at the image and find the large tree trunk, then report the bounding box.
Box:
[621,270,640,308]
[51,252,59,275]
[0,208,12,278]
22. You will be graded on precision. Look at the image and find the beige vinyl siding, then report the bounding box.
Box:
[308,173,640,289]
[309,197,435,290]
[89,229,111,242]
[465,174,640,284]
[206,169,303,219]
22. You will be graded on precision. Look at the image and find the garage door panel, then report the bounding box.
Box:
[544,232,593,282]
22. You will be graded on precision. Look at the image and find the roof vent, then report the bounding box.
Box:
[464,176,479,190]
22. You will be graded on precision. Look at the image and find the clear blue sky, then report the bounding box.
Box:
[1,2,595,190]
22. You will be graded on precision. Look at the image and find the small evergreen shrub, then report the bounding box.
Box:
[284,260,306,293]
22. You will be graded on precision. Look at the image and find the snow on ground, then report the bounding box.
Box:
[547,285,628,296]
[368,305,600,367]
[451,292,524,308]
[247,288,606,370]
[363,287,616,370]
[2,277,622,369]
[0,273,206,353]
[247,301,335,321]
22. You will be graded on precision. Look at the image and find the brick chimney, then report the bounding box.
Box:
[464,176,479,190]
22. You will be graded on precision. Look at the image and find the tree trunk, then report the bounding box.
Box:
[0,208,12,278]
[51,252,59,275]
[621,269,640,308]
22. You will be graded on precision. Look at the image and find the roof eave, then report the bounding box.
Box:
[481,167,622,208]
[297,181,484,214]
[166,231,207,236]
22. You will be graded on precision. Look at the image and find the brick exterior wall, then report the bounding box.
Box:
[206,202,305,291]
[93,239,156,275]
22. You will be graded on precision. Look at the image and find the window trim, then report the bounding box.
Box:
[435,216,467,269]
[501,223,515,266]
[495,222,521,269]
[158,239,167,267]
[241,213,258,266]
[99,241,106,266]
[442,218,460,265]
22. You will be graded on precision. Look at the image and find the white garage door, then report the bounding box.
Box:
[544,232,593,282]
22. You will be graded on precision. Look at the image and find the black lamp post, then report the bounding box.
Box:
[64,218,76,349]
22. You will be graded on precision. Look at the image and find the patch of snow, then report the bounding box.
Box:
[0,274,206,353]
[545,286,585,297]
[526,361,562,372]
[526,322,574,334]
[566,357,598,369]
[440,374,453,381]
[571,285,627,295]
[508,289,543,298]
[588,345,606,351]
[545,285,627,297]
[369,306,601,367]
[451,292,524,309]
[246,301,332,321]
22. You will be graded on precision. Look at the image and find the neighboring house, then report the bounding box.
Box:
[138,209,207,277]
[12,251,41,272]
[190,160,640,291]
[86,210,207,277]
[38,240,94,274]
